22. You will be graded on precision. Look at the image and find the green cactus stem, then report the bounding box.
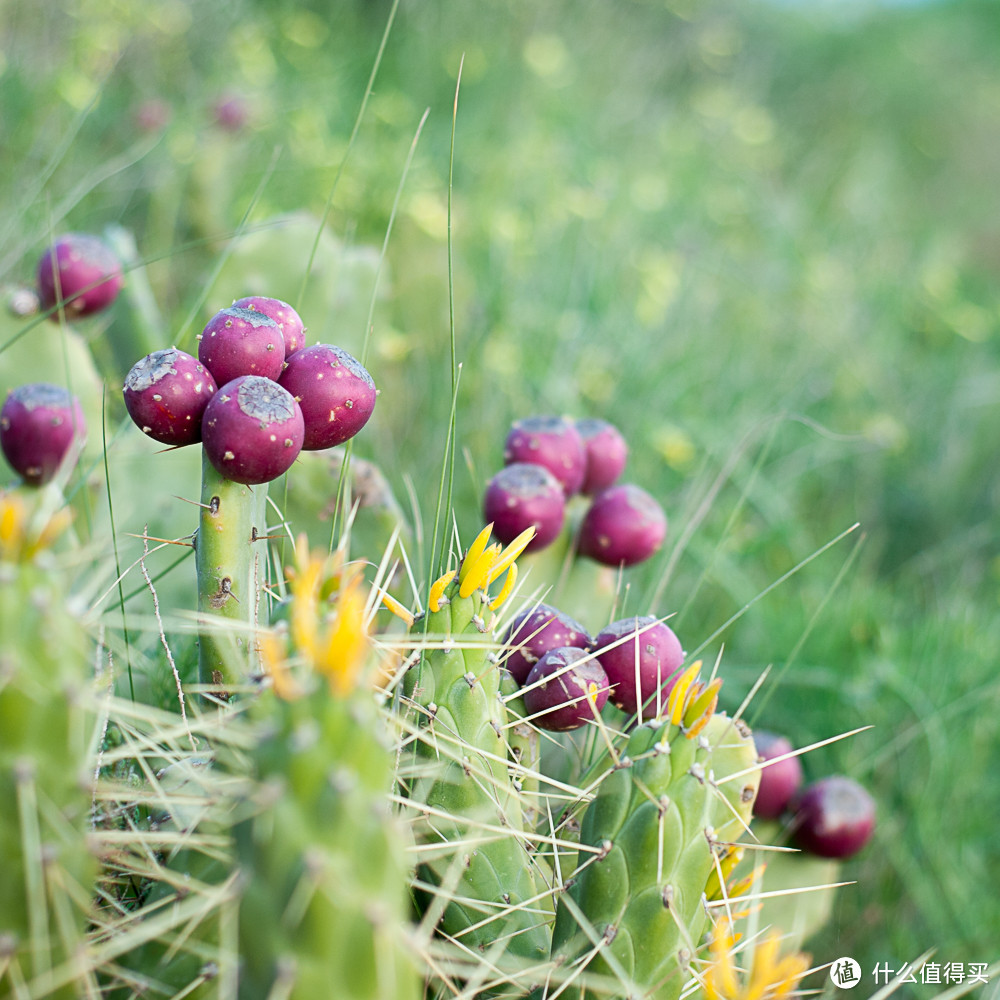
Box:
[548,666,760,1000]
[401,526,551,967]
[0,493,98,999]
[195,452,270,693]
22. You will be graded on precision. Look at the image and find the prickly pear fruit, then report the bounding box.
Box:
[504,415,587,496]
[503,602,593,685]
[550,701,759,1000]
[201,375,304,485]
[197,305,285,384]
[278,344,377,450]
[576,417,627,495]
[752,730,804,820]
[232,295,306,357]
[36,232,123,319]
[483,463,566,551]
[578,483,667,567]
[592,616,684,719]
[1,382,86,485]
[123,348,218,446]
[522,646,610,732]
[790,775,875,859]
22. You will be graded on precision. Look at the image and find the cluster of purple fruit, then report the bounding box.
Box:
[484,415,667,567]
[122,298,377,485]
[753,730,876,859]
[503,602,686,732]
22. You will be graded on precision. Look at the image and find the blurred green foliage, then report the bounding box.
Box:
[2,0,999,985]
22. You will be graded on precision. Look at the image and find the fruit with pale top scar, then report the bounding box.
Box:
[201,375,304,485]
[502,601,593,685]
[123,348,217,445]
[278,344,377,450]
[197,305,285,384]
[790,775,876,859]
[232,295,306,357]
[576,417,628,495]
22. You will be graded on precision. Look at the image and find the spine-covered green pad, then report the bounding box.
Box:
[402,530,550,965]
[0,497,97,999]
[234,683,419,1000]
[550,693,759,1000]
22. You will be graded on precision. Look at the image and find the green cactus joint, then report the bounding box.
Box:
[548,666,760,1000]
[401,525,552,966]
[195,452,270,693]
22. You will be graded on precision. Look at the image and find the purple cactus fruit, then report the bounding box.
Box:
[752,731,805,820]
[123,348,218,446]
[201,376,304,485]
[522,647,610,732]
[503,602,593,685]
[232,296,306,358]
[577,483,667,567]
[790,776,876,859]
[576,418,628,495]
[277,344,377,451]
[36,233,123,320]
[197,306,285,386]
[592,616,684,717]
[483,463,566,552]
[503,415,587,496]
[0,383,86,485]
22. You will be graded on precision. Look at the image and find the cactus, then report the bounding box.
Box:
[231,296,306,358]
[400,525,552,966]
[235,540,420,1000]
[483,463,566,552]
[577,483,667,569]
[198,306,286,385]
[0,490,98,998]
[548,666,760,1000]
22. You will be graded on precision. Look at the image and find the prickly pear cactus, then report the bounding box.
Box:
[549,666,760,1000]
[0,490,98,999]
[235,539,419,1000]
[401,526,551,965]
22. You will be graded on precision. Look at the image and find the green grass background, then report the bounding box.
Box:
[3,0,1000,991]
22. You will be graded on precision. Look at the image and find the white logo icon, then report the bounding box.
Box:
[830,957,862,989]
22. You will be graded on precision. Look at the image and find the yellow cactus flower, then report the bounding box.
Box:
[273,534,372,697]
[702,918,811,1000]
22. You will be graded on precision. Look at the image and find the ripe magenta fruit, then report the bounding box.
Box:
[592,616,684,717]
[503,602,593,685]
[232,296,305,358]
[576,418,628,495]
[278,344,377,451]
[503,415,587,496]
[522,647,610,732]
[197,306,285,385]
[577,483,667,567]
[201,376,304,485]
[0,383,86,485]
[790,776,876,859]
[483,463,566,552]
[123,348,217,446]
[36,233,123,319]
[752,731,805,820]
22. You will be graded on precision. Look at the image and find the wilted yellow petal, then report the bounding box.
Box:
[666,661,701,725]
[488,562,518,611]
[380,591,415,627]
[458,523,493,586]
[429,570,456,612]
[458,543,500,598]
[486,526,536,584]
